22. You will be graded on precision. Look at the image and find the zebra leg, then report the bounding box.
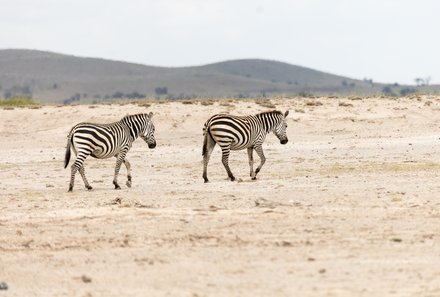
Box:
[68,164,79,192]
[202,133,216,183]
[254,145,266,179]
[68,152,89,192]
[220,146,235,181]
[247,147,255,179]
[79,166,93,190]
[113,152,127,190]
[123,158,132,188]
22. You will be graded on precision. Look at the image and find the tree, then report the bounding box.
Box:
[425,76,431,86]
[414,78,423,86]
[400,87,417,96]
[155,87,168,96]
[382,86,396,96]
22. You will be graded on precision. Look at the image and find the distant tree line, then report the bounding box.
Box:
[2,84,32,99]
[341,80,356,88]
[382,85,417,97]
[103,91,146,100]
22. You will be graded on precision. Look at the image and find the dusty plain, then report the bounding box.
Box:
[1,97,440,297]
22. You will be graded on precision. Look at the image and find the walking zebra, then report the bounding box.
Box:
[202,110,289,182]
[64,112,156,192]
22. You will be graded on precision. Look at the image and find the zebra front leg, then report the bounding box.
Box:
[79,166,93,190]
[247,147,256,179]
[220,147,235,181]
[113,153,127,190]
[123,159,132,188]
[254,145,266,179]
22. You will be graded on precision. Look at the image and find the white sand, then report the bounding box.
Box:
[1,97,440,296]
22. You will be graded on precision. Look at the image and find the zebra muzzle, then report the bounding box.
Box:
[148,143,156,149]
[280,139,288,144]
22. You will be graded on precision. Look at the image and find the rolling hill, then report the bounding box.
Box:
[0,49,431,104]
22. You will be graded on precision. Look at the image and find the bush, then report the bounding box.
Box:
[382,86,397,96]
[0,96,40,107]
[155,87,168,96]
[400,87,417,96]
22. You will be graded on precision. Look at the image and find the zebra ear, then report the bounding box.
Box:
[148,112,153,119]
[284,110,289,117]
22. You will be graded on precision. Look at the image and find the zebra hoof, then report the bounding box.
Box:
[203,179,209,183]
[86,185,93,190]
[67,188,73,193]
[230,176,236,182]
[126,181,132,188]
[251,177,257,180]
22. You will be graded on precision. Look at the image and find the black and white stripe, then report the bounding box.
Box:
[202,110,289,182]
[64,112,156,192]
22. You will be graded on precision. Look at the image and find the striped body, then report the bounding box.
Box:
[64,112,156,192]
[202,110,289,182]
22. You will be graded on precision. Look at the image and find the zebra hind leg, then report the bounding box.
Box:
[220,147,235,181]
[202,132,216,183]
[68,164,79,192]
[79,166,93,190]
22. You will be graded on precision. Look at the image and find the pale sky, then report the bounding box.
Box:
[1,0,439,85]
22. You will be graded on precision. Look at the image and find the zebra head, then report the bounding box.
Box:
[140,112,156,149]
[274,110,289,145]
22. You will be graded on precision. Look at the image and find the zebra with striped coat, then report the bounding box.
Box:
[64,112,156,192]
[202,110,289,182]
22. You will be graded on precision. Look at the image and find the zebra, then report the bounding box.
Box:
[64,112,156,192]
[202,110,289,183]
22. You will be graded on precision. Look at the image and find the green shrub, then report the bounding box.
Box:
[0,96,40,107]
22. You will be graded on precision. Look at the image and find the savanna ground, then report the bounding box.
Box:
[0,96,440,297]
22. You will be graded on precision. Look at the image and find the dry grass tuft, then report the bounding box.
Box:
[255,99,276,109]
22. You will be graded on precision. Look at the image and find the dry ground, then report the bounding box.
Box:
[1,97,440,297]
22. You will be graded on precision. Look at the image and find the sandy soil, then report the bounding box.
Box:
[1,97,440,297]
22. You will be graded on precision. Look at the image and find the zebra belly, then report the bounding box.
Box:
[90,150,115,159]
[230,142,250,150]
[74,141,117,159]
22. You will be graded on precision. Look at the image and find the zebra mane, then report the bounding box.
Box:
[121,113,147,122]
[119,113,150,139]
[256,110,283,117]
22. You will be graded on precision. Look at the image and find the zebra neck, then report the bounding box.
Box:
[121,118,139,140]
[256,113,279,133]
[129,124,140,140]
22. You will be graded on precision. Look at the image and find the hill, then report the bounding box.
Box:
[0,49,431,104]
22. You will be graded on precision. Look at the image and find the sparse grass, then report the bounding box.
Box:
[0,96,41,108]
[200,100,214,106]
[219,101,233,107]
[339,102,354,107]
[305,100,323,107]
[320,161,440,176]
[181,100,196,105]
[255,98,276,109]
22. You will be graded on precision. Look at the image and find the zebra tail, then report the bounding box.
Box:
[64,137,71,169]
[202,123,216,156]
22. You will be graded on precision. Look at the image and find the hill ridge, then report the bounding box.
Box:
[0,49,424,103]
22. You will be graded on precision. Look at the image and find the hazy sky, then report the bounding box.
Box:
[1,0,439,84]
